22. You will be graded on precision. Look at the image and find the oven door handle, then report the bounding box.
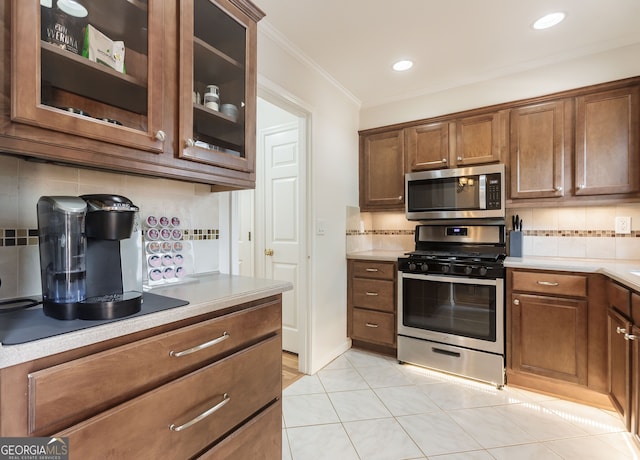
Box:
[400,272,500,286]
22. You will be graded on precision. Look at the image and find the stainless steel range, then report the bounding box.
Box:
[397,222,506,387]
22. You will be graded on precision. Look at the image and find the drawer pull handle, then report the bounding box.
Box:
[536,281,559,287]
[169,393,230,432]
[432,347,461,358]
[617,327,628,335]
[170,332,230,357]
[365,268,379,272]
[365,292,379,296]
[365,322,379,328]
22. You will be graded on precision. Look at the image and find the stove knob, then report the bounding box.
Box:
[409,263,417,271]
[479,267,488,276]
[442,264,450,273]
[464,266,473,275]
[420,263,429,272]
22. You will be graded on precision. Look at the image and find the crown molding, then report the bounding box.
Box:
[258,20,361,107]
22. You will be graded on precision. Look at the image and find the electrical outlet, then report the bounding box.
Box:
[615,216,631,234]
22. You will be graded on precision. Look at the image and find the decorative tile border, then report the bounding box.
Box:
[183,229,220,240]
[0,228,220,247]
[347,229,639,238]
[346,229,415,236]
[523,230,639,238]
[0,229,39,247]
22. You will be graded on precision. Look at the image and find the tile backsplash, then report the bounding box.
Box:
[0,154,221,300]
[347,204,640,260]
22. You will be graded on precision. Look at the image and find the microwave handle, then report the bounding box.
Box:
[478,174,486,210]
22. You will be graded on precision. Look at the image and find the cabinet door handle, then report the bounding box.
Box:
[441,158,448,163]
[398,195,403,200]
[365,292,379,296]
[169,393,230,432]
[169,332,230,357]
[617,326,628,335]
[625,333,637,341]
[536,281,559,286]
[365,268,379,272]
[185,138,195,148]
[365,322,379,328]
[555,186,563,192]
[457,156,462,161]
[513,299,520,305]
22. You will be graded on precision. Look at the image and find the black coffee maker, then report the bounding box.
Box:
[36,194,143,320]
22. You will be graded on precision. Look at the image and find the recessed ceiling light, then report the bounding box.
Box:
[393,60,413,72]
[533,12,566,30]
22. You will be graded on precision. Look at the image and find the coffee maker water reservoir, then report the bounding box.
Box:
[37,195,143,320]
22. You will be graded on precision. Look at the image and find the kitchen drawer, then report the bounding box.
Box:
[608,279,631,317]
[198,400,281,459]
[352,308,395,346]
[511,270,587,297]
[351,260,396,280]
[28,299,281,435]
[352,278,395,312]
[56,335,281,459]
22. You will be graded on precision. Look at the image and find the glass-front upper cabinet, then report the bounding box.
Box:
[12,0,165,153]
[178,0,263,173]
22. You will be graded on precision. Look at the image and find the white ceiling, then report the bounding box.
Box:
[252,0,640,108]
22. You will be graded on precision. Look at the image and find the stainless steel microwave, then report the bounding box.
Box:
[405,164,505,220]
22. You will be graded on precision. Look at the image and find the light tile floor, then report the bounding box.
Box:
[282,348,640,460]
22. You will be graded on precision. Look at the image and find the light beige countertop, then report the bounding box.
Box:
[505,256,640,292]
[347,250,408,262]
[0,273,292,369]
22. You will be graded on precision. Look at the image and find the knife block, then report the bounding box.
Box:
[509,231,523,257]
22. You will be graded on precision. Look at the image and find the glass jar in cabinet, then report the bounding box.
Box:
[12,0,166,153]
[178,0,264,174]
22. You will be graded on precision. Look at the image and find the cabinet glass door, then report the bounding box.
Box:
[12,0,164,153]
[178,0,257,173]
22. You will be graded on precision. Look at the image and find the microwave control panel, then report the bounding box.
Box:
[486,173,501,209]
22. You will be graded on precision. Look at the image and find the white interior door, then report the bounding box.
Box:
[263,122,303,353]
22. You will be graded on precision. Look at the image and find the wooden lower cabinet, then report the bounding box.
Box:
[608,307,632,430]
[0,295,282,459]
[631,321,640,445]
[511,293,588,385]
[352,308,395,347]
[347,259,397,354]
[507,269,610,407]
[198,400,282,459]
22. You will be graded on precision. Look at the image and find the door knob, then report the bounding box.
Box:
[264,249,274,256]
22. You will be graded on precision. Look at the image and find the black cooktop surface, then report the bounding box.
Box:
[0,292,189,345]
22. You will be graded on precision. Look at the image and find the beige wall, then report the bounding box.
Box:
[0,154,221,300]
[347,204,640,260]
[360,43,640,130]
[257,25,361,373]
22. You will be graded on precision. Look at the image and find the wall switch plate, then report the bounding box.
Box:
[615,216,632,234]
[316,219,326,236]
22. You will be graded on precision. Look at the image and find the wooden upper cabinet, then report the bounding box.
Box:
[178,0,261,174]
[575,85,640,195]
[510,100,570,199]
[405,121,450,171]
[12,0,165,153]
[454,111,504,166]
[359,130,405,210]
